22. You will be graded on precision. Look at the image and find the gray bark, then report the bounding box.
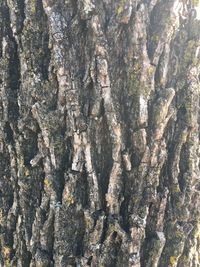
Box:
[0,0,200,266]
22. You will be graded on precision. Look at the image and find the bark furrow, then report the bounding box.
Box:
[0,0,200,266]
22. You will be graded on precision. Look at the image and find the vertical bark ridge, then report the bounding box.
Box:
[0,0,200,266]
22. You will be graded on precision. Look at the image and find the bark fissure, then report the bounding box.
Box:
[0,0,200,266]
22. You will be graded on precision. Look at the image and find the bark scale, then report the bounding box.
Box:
[0,0,200,266]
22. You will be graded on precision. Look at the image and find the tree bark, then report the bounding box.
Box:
[0,0,200,266]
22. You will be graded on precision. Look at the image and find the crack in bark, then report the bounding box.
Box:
[0,0,200,266]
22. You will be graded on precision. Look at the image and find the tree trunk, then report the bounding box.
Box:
[0,0,200,266]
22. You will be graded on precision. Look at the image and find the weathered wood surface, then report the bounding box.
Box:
[0,0,200,266]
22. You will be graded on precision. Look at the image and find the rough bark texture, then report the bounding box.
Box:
[0,0,200,266]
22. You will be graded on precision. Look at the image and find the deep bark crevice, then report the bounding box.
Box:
[0,0,200,266]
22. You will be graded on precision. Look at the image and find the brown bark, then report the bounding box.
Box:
[0,0,200,266]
